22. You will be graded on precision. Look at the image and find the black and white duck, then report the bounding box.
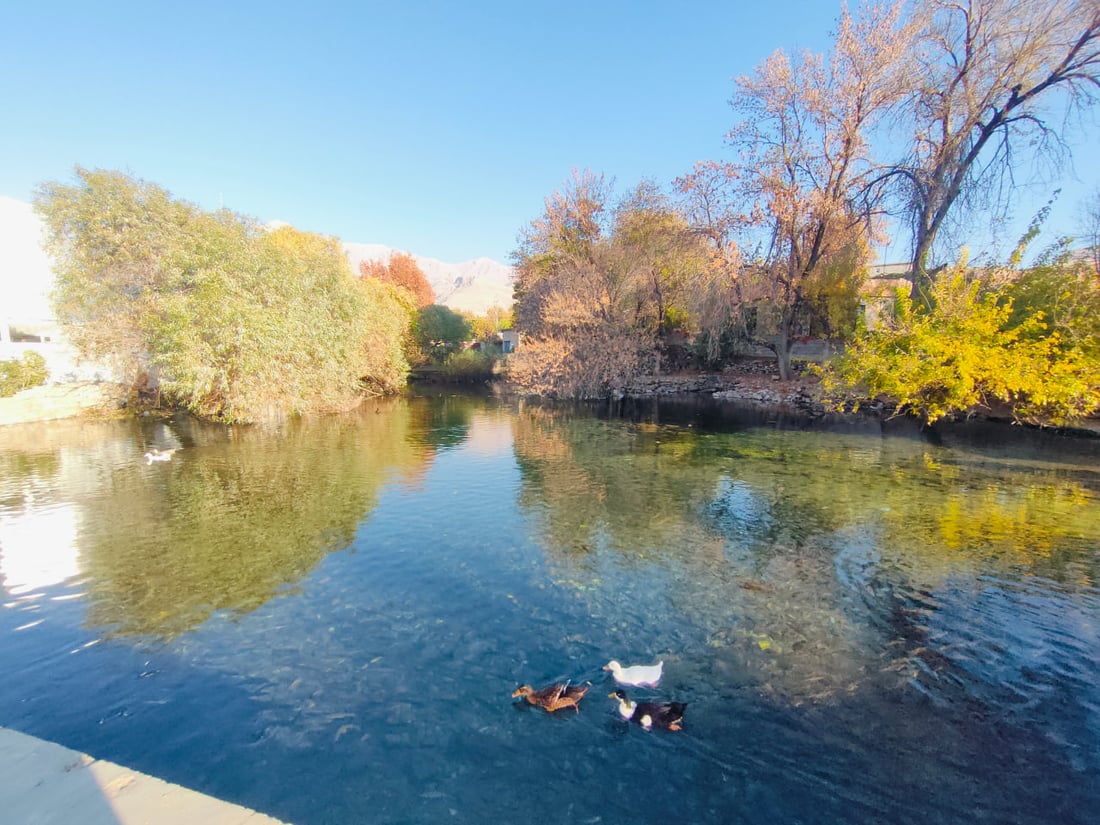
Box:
[609,689,686,731]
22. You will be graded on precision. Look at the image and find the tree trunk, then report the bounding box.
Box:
[774,331,793,381]
[909,232,934,307]
[771,303,796,381]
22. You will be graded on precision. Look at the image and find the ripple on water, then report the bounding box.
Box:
[2,401,1100,825]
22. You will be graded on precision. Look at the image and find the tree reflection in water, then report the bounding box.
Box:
[511,400,1100,705]
[63,401,437,638]
[1,393,1098,825]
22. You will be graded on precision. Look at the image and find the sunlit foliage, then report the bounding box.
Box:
[414,304,470,364]
[1003,244,1100,359]
[821,258,1100,424]
[359,251,435,307]
[34,167,411,422]
[673,3,902,377]
[0,351,48,397]
[505,331,646,399]
[510,172,709,397]
[465,305,513,343]
[440,348,495,381]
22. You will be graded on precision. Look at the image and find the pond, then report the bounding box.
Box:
[1,391,1098,824]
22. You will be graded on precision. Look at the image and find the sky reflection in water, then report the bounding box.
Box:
[0,392,1098,824]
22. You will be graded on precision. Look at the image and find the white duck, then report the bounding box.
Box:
[144,448,177,464]
[603,659,663,687]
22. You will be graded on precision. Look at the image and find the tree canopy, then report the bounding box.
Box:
[359,252,435,308]
[879,0,1100,299]
[677,2,902,378]
[505,0,1100,423]
[508,172,709,397]
[35,167,411,422]
[414,304,470,363]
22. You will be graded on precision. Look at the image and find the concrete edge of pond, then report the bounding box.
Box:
[0,727,289,825]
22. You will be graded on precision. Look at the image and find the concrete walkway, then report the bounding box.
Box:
[0,727,288,825]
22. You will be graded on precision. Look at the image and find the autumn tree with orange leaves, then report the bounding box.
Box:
[510,171,709,397]
[359,252,434,307]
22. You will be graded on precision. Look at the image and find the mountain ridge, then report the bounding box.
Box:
[343,242,514,314]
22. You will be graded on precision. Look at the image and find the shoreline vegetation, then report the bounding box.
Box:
[11,5,1098,433]
[5,367,1096,439]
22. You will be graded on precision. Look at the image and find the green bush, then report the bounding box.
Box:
[441,348,495,381]
[0,351,49,397]
[35,168,412,422]
[414,305,471,364]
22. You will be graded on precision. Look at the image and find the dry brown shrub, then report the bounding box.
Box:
[505,332,650,399]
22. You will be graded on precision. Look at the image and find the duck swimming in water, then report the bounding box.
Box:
[603,659,663,687]
[513,682,589,713]
[609,689,686,731]
[144,448,177,464]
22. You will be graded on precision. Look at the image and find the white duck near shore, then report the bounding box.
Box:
[144,448,177,464]
[603,659,663,687]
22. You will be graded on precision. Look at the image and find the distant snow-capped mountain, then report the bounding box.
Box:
[344,242,514,315]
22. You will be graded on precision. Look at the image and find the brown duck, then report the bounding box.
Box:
[512,682,589,713]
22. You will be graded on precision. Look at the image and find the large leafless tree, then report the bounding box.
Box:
[679,2,906,378]
[882,0,1100,301]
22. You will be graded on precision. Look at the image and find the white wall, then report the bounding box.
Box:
[0,339,117,383]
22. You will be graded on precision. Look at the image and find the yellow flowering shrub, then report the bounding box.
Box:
[821,261,1100,425]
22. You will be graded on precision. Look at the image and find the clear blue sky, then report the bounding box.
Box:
[1,1,1096,264]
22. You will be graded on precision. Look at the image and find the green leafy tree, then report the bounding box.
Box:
[1005,243,1100,356]
[414,304,470,363]
[34,167,411,422]
[35,168,192,382]
[0,351,49,397]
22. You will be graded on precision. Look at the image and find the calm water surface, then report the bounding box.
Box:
[1,391,1098,824]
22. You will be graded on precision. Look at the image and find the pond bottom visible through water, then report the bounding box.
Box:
[0,393,1097,824]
